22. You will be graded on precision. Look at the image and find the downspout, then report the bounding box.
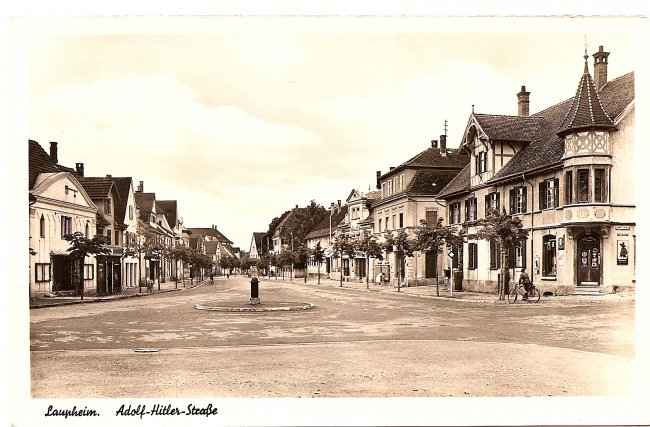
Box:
[522,173,534,282]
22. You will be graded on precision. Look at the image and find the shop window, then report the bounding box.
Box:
[468,243,478,270]
[35,263,51,282]
[542,235,557,277]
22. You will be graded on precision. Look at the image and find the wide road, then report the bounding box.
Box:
[30,276,636,397]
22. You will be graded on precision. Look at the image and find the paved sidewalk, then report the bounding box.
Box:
[264,275,634,305]
[29,277,219,308]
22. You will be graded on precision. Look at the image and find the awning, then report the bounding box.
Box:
[50,249,71,255]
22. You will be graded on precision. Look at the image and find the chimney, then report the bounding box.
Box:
[389,167,395,171]
[593,45,610,90]
[376,171,381,189]
[75,162,84,177]
[137,181,143,192]
[440,135,447,156]
[295,205,299,209]
[106,174,112,178]
[337,200,341,207]
[49,142,58,163]
[517,86,530,116]
[431,139,438,148]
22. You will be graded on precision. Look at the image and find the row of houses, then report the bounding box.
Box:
[28,140,237,297]
[250,45,636,295]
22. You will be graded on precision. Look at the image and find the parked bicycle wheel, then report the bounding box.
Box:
[508,286,518,304]
[528,287,541,303]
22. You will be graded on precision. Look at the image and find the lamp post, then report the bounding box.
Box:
[290,231,294,281]
[328,202,334,279]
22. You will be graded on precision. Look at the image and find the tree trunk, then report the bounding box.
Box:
[366,255,370,290]
[397,254,401,292]
[435,250,440,297]
[138,252,142,293]
[79,255,85,300]
[339,255,343,287]
[317,263,321,284]
[499,248,507,300]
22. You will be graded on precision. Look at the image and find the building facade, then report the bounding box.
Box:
[439,46,635,295]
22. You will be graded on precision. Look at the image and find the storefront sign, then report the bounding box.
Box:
[615,226,631,230]
[617,239,629,265]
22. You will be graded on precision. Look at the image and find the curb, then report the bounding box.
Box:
[29,280,209,309]
[195,302,315,312]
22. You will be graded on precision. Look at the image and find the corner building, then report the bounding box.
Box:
[438,46,635,295]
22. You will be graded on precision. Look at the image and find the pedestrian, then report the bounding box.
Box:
[375,272,384,285]
[226,272,230,279]
[518,267,533,300]
[210,271,214,285]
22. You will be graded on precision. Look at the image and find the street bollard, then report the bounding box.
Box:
[250,276,260,305]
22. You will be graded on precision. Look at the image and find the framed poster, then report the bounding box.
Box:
[617,240,629,265]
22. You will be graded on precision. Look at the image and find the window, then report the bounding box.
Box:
[392,215,396,229]
[594,169,606,202]
[381,183,386,198]
[85,222,90,238]
[489,241,501,269]
[35,263,51,282]
[485,192,500,215]
[106,229,112,245]
[39,215,45,238]
[84,264,94,280]
[399,174,404,191]
[449,202,461,225]
[476,151,488,174]
[385,216,389,230]
[60,216,72,237]
[577,169,590,203]
[378,218,382,231]
[514,240,526,269]
[425,210,438,226]
[542,235,557,277]
[128,205,134,220]
[399,213,404,228]
[539,178,560,210]
[468,243,478,270]
[114,230,120,246]
[509,186,527,214]
[465,198,477,222]
[104,198,111,214]
[565,171,573,204]
[388,180,392,196]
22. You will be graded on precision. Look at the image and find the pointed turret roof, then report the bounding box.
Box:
[556,51,615,136]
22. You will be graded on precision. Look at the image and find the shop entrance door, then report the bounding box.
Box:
[577,235,601,287]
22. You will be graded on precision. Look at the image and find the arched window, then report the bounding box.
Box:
[39,214,45,238]
[542,235,557,277]
[85,222,90,238]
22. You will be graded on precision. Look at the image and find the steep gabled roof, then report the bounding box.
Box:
[78,177,116,201]
[556,57,616,136]
[185,227,233,245]
[112,177,134,224]
[305,208,347,240]
[134,192,156,220]
[437,163,472,198]
[381,146,469,180]
[471,114,543,143]
[406,168,466,196]
[156,200,178,228]
[204,240,220,255]
[28,139,76,190]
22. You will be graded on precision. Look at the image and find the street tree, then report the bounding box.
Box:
[354,233,384,290]
[383,230,416,292]
[414,218,463,296]
[277,250,293,280]
[268,253,279,279]
[332,234,355,287]
[311,241,326,284]
[168,244,193,288]
[292,243,310,283]
[63,232,111,300]
[144,237,165,291]
[476,208,529,300]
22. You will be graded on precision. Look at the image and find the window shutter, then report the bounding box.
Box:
[496,192,500,212]
[522,239,527,268]
[465,200,469,222]
[554,178,560,207]
[522,187,528,213]
[509,189,515,214]
[508,243,515,269]
[484,194,490,216]
[538,182,544,210]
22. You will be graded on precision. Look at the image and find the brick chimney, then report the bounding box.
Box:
[517,86,530,117]
[593,45,610,90]
[431,139,438,148]
[106,174,112,178]
[137,181,143,192]
[440,134,447,156]
[75,162,84,177]
[376,171,381,189]
[49,142,58,163]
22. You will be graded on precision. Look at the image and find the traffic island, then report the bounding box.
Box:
[195,301,314,312]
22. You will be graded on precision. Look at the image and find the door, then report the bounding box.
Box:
[578,235,601,286]
[97,262,106,294]
[425,251,437,278]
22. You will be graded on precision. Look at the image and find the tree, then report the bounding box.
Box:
[63,232,110,300]
[269,253,279,279]
[168,244,193,288]
[332,235,355,287]
[354,233,384,290]
[278,250,293,280]
[292,244,310,283]
[219,254,235,276]
[311,242,326,285]
[256,255,269,277]
[383,230,416,292]
[144,236,165,291]
[476,208,529,300]
[415,218,463,296]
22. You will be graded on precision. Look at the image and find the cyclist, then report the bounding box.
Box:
[518,267,533,300]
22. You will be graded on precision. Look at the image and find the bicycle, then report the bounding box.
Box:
[508,282,540,303]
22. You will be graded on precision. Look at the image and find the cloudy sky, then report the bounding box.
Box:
[19,16,641,248]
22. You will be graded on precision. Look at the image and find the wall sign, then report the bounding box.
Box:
[617,239,629,265]
[558,236,565,250]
